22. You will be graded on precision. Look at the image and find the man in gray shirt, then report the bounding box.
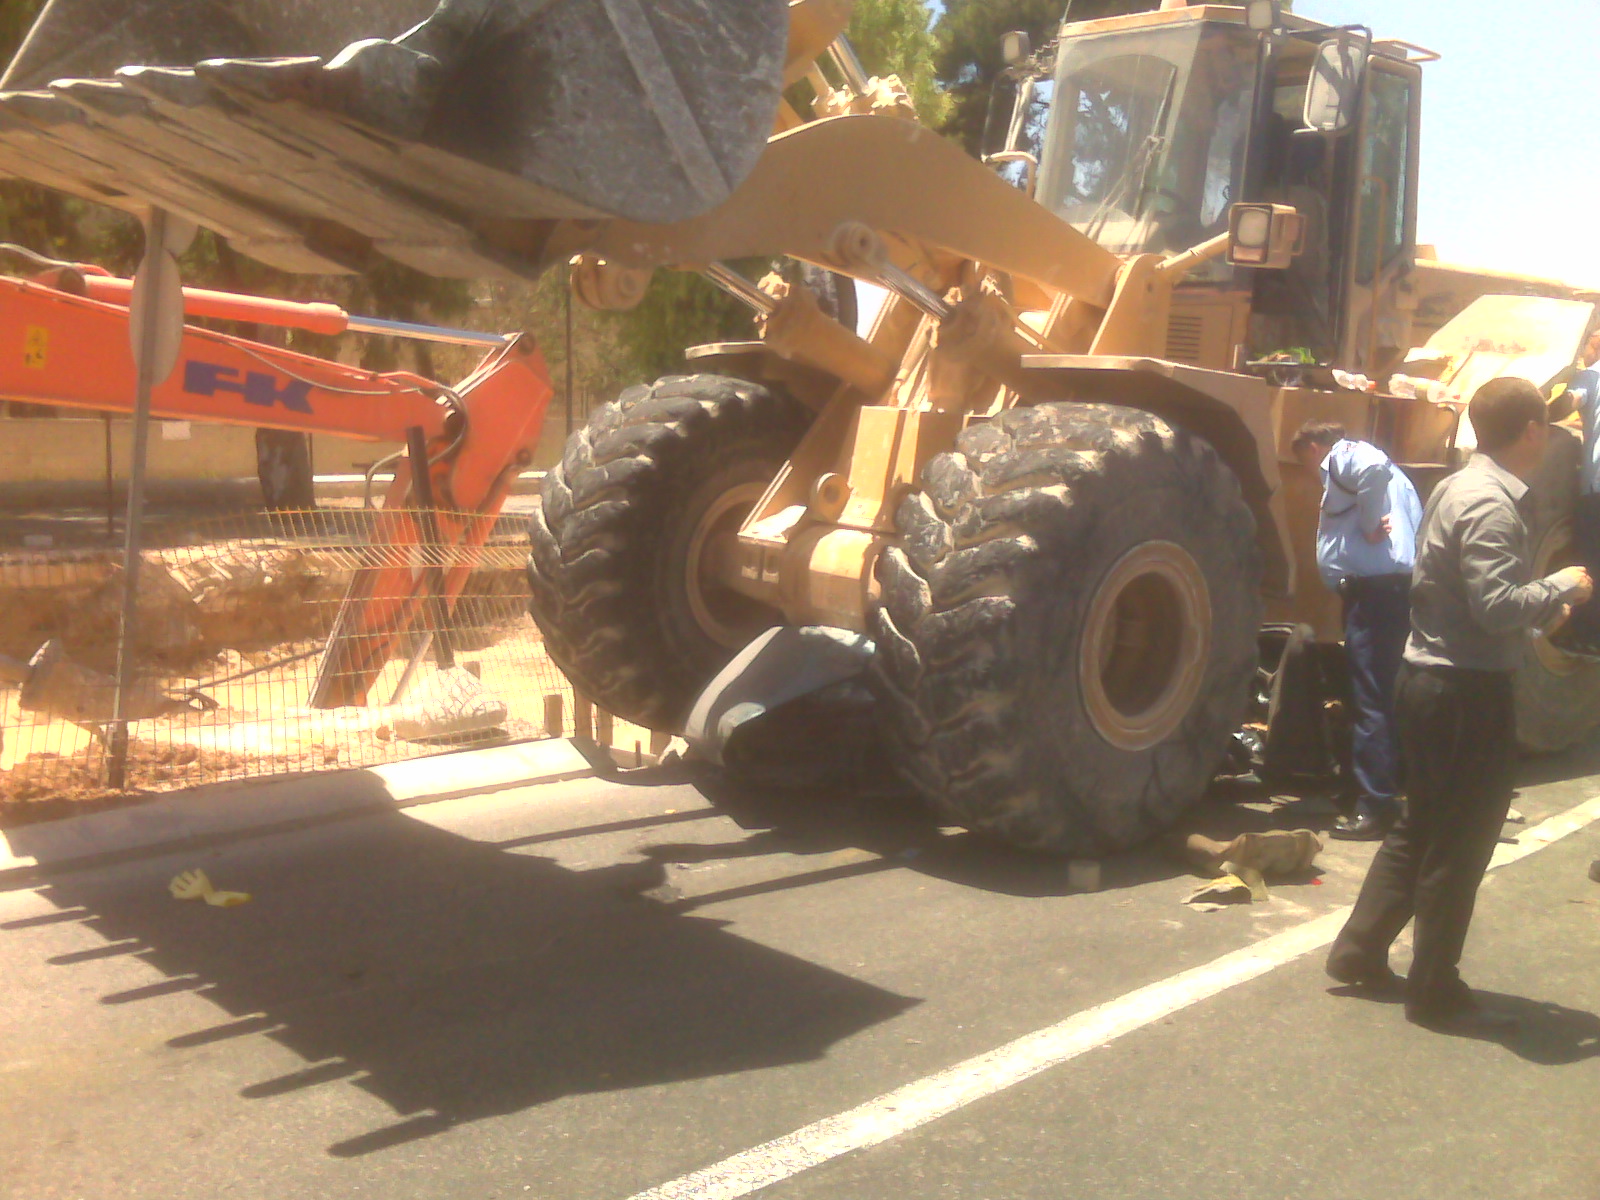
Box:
[1325,377,1593,1034]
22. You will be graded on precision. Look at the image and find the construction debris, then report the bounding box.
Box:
[3,639,185,723]
[377,666,509,744]
[1185,875,1256,908]
[0,539,529,673]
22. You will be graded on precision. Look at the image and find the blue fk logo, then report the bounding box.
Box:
[183,361,314,414]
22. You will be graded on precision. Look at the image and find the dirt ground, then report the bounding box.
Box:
[0,629,655,827]
[0,530,654,828]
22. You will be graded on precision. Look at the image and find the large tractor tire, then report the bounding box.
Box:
[527,375,809,731]
[1515,515,1600,753]
[871,403,1263,855]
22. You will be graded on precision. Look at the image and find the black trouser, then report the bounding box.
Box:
[1339,574,1411,818]
[1328,661,1515,1015]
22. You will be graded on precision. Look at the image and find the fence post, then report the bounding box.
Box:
[109,208,190,789]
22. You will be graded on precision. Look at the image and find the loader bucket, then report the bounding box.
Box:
[0,0,790,272]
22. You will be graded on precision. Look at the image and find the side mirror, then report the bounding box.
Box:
[1227,203,1306,269]
[1303,34,1369,134]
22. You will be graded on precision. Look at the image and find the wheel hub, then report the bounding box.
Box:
[685,479,775,650]
[1080,541,1212,751]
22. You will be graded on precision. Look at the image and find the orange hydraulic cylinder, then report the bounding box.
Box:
[79,275,352,336]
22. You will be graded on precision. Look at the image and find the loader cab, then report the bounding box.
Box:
[1024,6,1423,377]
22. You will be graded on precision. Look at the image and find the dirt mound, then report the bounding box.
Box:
[0,739,249,828]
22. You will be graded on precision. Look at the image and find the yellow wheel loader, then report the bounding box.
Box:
[526,1,1600,853]
[5,1,1594,852]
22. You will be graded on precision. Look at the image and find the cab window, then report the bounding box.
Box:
[1354,69,1413,286]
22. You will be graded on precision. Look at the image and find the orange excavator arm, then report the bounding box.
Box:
[0,269,555,707]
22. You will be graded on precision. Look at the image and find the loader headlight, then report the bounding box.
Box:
[1246,0,1279,33]
[1235,208,1272,249]
[1001,30,1032,67]
[1227,203,1306,269]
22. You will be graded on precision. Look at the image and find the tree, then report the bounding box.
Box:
[849,0,952,125]
[0,0,42,77]
[933,0,1154,155]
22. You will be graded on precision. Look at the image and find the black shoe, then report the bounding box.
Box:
[1326,950,1405,994]
[1407,1003,1519,1035]
[1590,859,1600,884]
[1330,813,1392,841]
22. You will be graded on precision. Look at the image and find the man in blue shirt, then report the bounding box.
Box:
[1551,327,1600,654]
[1292,421,1424,839]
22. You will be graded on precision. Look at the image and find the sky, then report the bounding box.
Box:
[1295,0,1599,284]
[922,0,1599,285]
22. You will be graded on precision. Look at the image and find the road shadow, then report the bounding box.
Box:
[1412,991,1600,1064]
[12,778,917,1158]
[637,758,1323,903]
[1512,736,1600,789]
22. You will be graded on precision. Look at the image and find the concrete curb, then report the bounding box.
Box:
[0,738,596,885]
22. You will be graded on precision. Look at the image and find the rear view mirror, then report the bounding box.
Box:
[1303,34,1369,134]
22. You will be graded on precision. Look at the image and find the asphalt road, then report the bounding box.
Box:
[2,748,1598,1200]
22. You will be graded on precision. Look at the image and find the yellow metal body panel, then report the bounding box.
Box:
[559,0,1597,640]
[1418,295,1597,449]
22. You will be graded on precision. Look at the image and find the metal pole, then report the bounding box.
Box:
[343,314,513,347]
[829,36,872,97]
[405,425,456,671]
[108,208,172,789]
[564,270,575,439]
[103,413,115,541]
[703,262,779,316]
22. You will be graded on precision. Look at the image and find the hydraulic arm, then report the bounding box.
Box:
[0,268,555,707]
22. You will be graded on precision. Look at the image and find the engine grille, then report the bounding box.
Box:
[1165,314,1206,365]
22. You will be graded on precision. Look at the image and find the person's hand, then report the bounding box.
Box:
[1363,515,1393,545]
[1552,565,1594,604]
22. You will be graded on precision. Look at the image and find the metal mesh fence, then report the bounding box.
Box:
[0,506,652,818]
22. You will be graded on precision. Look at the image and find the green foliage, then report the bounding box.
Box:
[848,0,951,125]
[0,0,43,69]
[614,267,762,383]
[933,0,1153,154]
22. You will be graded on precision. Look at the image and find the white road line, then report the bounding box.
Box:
[629,794,1600,1200]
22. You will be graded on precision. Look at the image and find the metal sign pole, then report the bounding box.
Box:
[564,268,575,439]
[108,208,190,789]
